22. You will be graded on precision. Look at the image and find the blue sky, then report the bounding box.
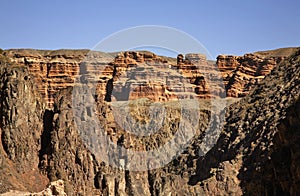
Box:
[1,0,299,59]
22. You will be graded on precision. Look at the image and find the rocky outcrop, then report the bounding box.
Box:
[30,180,66,196]
[4,49,88,108]
[104,51,225,102]
[97,51,181,102]
[2,180,66,196]
[176,53,224,98]
[217,47,298,97]
[0,54,48,193]
[4,49,99,109]
[190,48,300,195]
[38,90,97,194]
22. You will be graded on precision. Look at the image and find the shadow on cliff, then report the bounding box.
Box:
[38,110,54,169]
[237,98,300,195]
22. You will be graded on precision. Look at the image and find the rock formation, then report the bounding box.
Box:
[4,48,297,108]
[0,54,48,193]
[1,180,66,196]
[216,47,297,97]
[189,48,300,195]
[0,47,299,195]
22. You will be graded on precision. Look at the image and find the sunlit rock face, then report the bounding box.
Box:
[216,47,297,97]
[5,48,296,108]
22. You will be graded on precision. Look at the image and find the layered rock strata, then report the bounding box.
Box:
[217,47,298,97]
[4,48,297,109]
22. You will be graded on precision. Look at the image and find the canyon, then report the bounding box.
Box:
[0,47,299,195]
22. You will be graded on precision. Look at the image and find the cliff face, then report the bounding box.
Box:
[216,48,297,97]
[6,48,297,109]
[5,50,222,106]
[0,54,48,193]
[190,48,300,195]
[0,48,300,195]
[4,49,89,108]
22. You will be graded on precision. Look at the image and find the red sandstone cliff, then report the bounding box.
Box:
[4,48,298,109]
[216,47,297,97]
